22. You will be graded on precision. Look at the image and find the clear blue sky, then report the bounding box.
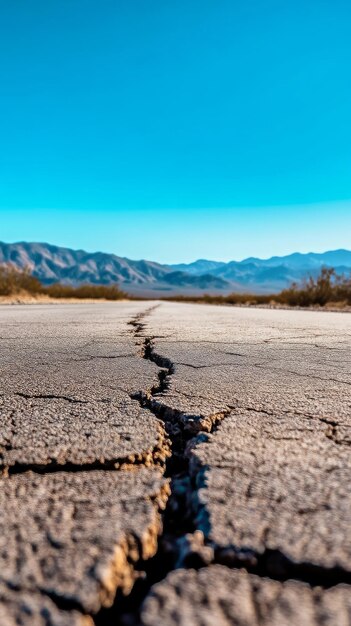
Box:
[1,1,350,262]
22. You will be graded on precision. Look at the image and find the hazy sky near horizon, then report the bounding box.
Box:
[1,1,350,262]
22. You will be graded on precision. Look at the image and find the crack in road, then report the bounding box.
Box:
[95,308,231,625]
[15,392,90,404]
[96,307,351,625]
[3,451,164,477]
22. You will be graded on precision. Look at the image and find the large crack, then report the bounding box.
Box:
[95,307,351,625]
[94,309,231,625]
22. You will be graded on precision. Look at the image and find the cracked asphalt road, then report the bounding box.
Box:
[0,301,350,625]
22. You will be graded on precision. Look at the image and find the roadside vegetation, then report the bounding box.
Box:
[1,264,351,308]
[166,268,351,308]
[0,265,126,300]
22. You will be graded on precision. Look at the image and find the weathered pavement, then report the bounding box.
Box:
[0,302,350,625]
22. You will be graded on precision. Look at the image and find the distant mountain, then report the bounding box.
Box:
[0,241,231,295]
[1,242,351,295]
[161,271,229,289]
[169,249,351,293]
[173,250,351,274]
[168,259,226,275]
[0,241,168,285]
[240,250,351,270]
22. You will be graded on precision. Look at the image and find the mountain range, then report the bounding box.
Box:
[1,241,351,296]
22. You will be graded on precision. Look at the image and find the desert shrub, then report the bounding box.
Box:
[0,265,42,295]
[0,264,126,300]
[44,283,126,300]
[164,267,351,308]
[280,267,351,307]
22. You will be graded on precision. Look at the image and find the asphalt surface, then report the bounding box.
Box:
[0,302,350,625]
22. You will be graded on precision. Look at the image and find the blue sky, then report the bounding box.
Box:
[1,1,350,262]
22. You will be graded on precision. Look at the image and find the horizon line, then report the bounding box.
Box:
[1,239,350,266]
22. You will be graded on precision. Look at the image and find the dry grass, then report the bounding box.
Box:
[0,265,127,301]
[165,268,351,309]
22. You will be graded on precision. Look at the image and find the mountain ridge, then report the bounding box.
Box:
[1,241,351,295]
[0,241,231,295]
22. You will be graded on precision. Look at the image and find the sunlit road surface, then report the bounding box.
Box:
[0,302,350,625]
